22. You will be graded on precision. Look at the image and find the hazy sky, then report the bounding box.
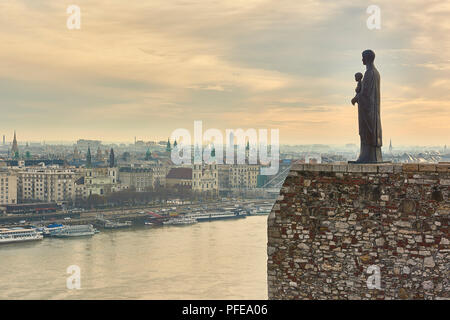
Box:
[0,0,449,145]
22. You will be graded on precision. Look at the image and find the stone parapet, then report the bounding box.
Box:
[268,162,449,300]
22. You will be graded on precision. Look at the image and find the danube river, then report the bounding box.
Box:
[0,216,267,299]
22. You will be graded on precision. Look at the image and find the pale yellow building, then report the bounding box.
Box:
[192,164,218,195]
[16,168,76,203]
[0,171,17,205]
[75,167,120,198]
[229,164,259,189]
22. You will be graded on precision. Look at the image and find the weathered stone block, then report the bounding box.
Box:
[419,164,436,172]
[309,164,332,172]
[361,164,378,173]
[332,164,348,172]
[436,163,449,172]
[347,164,362,172]
[403,163,419,172]
[378,165,394,173]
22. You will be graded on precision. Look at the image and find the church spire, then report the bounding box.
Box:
[11,130,19,157]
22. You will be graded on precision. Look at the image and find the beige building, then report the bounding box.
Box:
[229,164,259,189]
[150,163,167,187]
[119,167,154,191]
[118,162,167,191]
[192,164,218,195]
[75,167,120,198]
[0,171,17,205]
[16,167,77,203]
[218,165,231,190]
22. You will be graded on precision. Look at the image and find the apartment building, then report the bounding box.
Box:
[0,171,17,205]
[16,167,77,203]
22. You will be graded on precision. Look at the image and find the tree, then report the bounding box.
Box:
[109,148,115,167]
[86,194,105,209]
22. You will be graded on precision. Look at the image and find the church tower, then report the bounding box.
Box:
[11,131,19,157]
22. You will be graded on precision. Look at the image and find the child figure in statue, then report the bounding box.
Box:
[354,72,363,95]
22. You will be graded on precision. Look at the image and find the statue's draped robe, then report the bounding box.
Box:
[356,65,382,161]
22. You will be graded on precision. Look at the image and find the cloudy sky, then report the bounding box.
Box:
[0,0,449,145]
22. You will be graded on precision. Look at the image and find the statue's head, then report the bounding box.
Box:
[354,72,363,81]
[362,49,375,65]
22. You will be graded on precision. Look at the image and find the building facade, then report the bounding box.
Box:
[75,167,120,199]
[0,171,17,205]
[119,167,154,191]
[192,164,218,195]
[15,167,77,203]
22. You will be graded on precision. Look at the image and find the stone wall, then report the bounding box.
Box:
[267,163,449,299]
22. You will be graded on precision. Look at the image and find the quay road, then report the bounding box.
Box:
[0,198,274,227]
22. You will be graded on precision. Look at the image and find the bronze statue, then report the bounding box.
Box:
[351,50,383,163]
[354,72,363,95]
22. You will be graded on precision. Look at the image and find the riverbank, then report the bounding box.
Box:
[0,198,274,229]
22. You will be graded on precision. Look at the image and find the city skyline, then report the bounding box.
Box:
[1,0,449,145]
[0,130,448,149]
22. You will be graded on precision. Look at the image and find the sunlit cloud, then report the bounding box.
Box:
[0,0,448,145]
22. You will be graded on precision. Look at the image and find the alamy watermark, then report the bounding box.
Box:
[67,5,81,30]
[366,5,381,30]
[170,121,279,175]
[66,265,81,290]
[366,265,381,290]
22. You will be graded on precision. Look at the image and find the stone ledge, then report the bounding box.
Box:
[290,162,449,173]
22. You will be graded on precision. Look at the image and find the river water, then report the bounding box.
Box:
[0,216,267,299]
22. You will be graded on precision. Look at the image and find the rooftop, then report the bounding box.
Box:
[166,167,192,179]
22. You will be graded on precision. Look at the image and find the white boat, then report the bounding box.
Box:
[248,205,273,215]
[0,227,43,244]
[187,210,246,222]
[43,223,64,236]
[46,224,98,238]
[104,220,132,229]
[163,216,198,226]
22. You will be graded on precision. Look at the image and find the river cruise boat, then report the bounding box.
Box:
[248,205,273,216]
[163,216,198,226]
[187,210,246,222]
[103,220,132,229]
[45,224,98,238]
[42,223,64,237]
[0,227,43,244]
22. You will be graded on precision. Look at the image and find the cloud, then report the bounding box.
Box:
[0,0,448,144]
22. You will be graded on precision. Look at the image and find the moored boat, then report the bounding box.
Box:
[0,227,43,244]
[163,216,198,226]
[103,220,132,229]
[186,210,246,222]
[45,224,98,238]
